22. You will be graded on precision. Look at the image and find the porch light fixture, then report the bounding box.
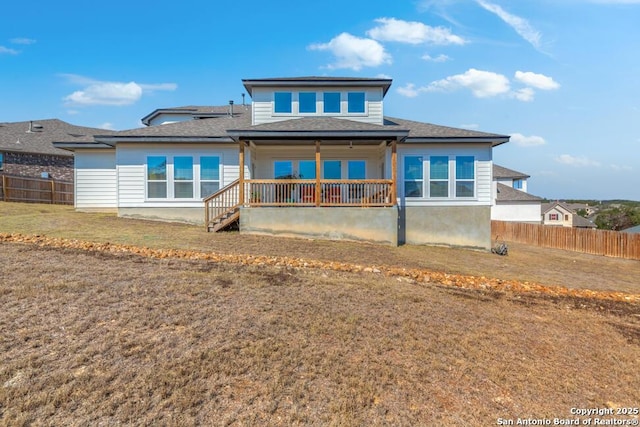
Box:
[349,141,353,149]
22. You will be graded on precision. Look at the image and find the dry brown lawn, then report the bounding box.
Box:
[1,202,639,426]
[1,243,639,426]
[0,202,638,294]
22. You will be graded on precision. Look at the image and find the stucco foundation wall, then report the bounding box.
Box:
[400,206,491,250]
[119,207,204,225]
[240,207,398,245]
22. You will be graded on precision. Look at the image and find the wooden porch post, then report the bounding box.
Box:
[391,140,397,205]
[315,140,321,207]
[239,140,245,206]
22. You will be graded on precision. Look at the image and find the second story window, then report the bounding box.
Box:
[513,179,523,189]
[347,92,365,113]
[274,92,292,113]
[323,92,341,113]
[299,92,316,113]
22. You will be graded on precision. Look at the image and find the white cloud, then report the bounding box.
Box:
[397,83,420,98]
[99,122,115,130]
[308,33,391,71]
[61,74,177,106]
[510,132,546,147]
[475,0,543,51]
[512,87,535,101]
[515,71,560,90]
[555,154,601,167]
[422,53,451,62]
[424,68,510,98]
[367,17,465,45]
[0,46,19,55]
[10,38,36,45]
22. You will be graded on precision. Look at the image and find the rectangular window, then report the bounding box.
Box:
[0,152,3,170]
[274,161,293,179]
[549,213,559,221]
[455,156,474,197]
[323,160,342,179]
[174,156,194,198]
[513,179,523,189]
[147,156,167,198]
[348,160,366,179]
[429,156,449,198]
[299,160,316,179]
[200,156,220,197]
[299,92,316,113]
[274,92,292,113]
[404,156,423,198]
[347,92,365,113]
[323,92,341,113]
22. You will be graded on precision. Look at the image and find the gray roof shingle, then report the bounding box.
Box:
[496,183,543,202]
[493,164,530,179]
[0,119,114,156]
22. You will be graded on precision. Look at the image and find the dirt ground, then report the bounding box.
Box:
[1,242,639,426]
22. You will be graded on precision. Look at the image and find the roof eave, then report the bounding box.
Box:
[226,129,408,141]
[406,137,509,146]
[242,78,393,97]
[52,142,114,151]
[95,136,236,144]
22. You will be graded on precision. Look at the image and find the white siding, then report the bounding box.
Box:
[251,87,384,125]
[396,144,493,207]
[116,143,242,208]
[492,202,542,223]
[74,150,117,208]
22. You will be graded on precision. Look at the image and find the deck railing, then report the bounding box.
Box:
[204,179,240,227]
[246,179,394,207]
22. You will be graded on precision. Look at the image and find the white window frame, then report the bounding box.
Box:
[428,156,449,198]
[401,154,478,200]
[146,154,222,201]
[454,156,476,198]
[273,92,293,115]
[200,156,221,197]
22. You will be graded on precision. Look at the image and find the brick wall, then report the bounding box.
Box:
[1,151,74,182]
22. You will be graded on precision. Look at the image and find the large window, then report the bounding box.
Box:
[323,92,341,113]
[299,160,316,179]
[299,92,316,113]
[323,160,342,179]
[429,156,449,198]
[404,156,423,198]
[147,156,167,198]
[274,92,292,113]
[347,92,365,113]
[174,156,193,198]
[455,156,475,197]
[200,156,220,196]
[348,160,366,179]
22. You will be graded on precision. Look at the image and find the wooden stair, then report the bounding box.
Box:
[208,207,240,232]
[204,179,241,232]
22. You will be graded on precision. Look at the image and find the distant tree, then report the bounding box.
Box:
[595,206,640,230]
[576,208,588,218]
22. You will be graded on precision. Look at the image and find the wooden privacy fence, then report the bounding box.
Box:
[492,220,640,260]
[0,174,73,205]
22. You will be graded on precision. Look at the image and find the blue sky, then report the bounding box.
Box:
[1,0,639,200]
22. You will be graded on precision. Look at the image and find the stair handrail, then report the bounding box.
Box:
[204,179,240,229]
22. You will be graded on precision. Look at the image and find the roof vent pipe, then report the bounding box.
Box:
[28,121,33,133]
[229,100,234,117]
[241,93,245,106]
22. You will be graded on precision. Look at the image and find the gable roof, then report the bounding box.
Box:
[496,183,542,202]
[542,201,575,215]
[572,215,597,228]
[493,164,530,179]
[0,119,114,157]
[242,76,393,96]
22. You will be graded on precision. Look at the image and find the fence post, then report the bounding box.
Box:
[50,179,55,204]
[2,175,7,201]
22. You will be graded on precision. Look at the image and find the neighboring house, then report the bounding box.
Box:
[55,76,510,249]
[0,119,112,181]
[542,201,597,228]
[491,164,542,223]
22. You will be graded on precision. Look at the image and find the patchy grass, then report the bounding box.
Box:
[1,243,639,426]
[1,202,639,295]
